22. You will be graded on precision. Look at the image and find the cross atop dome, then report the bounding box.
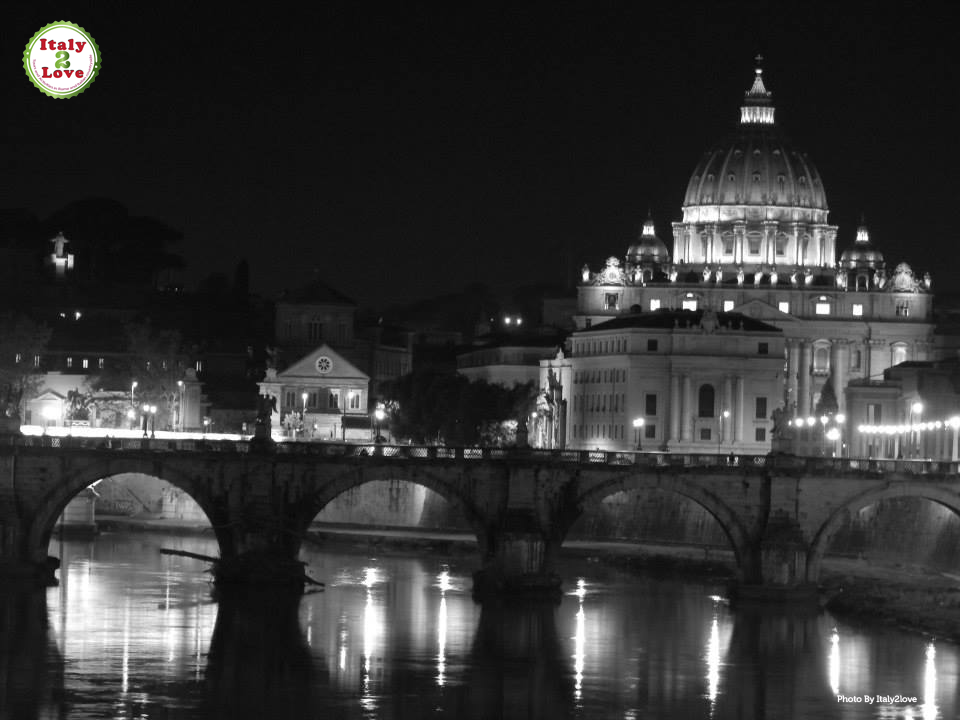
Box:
[741,56,775,125]
[642,210,656,237]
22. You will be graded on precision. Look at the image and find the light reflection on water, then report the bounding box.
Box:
[0,533,953,718]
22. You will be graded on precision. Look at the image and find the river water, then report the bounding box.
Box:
[0,532,954,718]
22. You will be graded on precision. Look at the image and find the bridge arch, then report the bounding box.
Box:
[807,482,960,582]
[26,458,231,568]
[297,464,494,547]
[571,472,752,579]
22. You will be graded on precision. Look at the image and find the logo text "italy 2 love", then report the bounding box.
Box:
[24,21,101,98]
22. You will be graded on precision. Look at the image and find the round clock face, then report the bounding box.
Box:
[315,356,333,374]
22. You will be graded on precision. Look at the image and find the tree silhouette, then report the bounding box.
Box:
[0,313,51,424]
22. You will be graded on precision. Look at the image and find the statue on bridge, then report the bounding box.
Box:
[0,383,23,433]
[252,394,277,447]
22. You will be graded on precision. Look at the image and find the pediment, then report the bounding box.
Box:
[278,344,369,381]
[732,298,802,322]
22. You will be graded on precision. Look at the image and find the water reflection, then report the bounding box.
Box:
[1,533,954,718]
[204,588,323,720]
[0,588,64,719]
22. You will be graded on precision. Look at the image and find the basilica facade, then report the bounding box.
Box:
[539,63,934,453]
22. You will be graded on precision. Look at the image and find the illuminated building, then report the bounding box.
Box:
[258,343,370,441]
[555,60,934,452]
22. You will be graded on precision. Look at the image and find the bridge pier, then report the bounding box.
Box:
[473,510,562,598]
[735,514,818,604]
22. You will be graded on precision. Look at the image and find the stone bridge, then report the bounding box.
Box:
[3,435,960,600]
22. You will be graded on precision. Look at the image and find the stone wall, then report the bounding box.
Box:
[566,489,730,547]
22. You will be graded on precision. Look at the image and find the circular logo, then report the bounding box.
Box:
[315,356,333,374]
[23,21,101,98]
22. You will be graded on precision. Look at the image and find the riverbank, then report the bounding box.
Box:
[90,516,960,641]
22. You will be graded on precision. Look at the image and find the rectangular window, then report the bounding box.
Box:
[758,342,768,355]
[867,403,882,424]
[82,358,89,369]
[285,391,295,408]
[196,360,204,372]
[896,303,910,317]
[778,301,790,314]
[98,357,104,369]
[604,293,619,310]
[681,299,698,311]
[755,427,767,442]
[328,390,340,409]
[350,392,361,409]
[66,357,73,368]
[723,300,735,312]
[14,353,21,364]
[747,237,761,255]
[585,318,592,328]
[647,339,658,352]
[775,236,788,256]
[851,350,861,370]
[645,393,657,416]
[308,392,318,408]
[34,354,40,368]
[699,427,712,441]
[755,396,767,419]
[815,303,830,315]
[308,321,323,342]
[649,298,661,311]
[722,237,734,255]
[645,424,656,439]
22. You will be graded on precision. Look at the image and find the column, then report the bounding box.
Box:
[722,376,733,446]
[669,373,681,443]
[734,375,745,443]
[786,339,800,415]
[680,375,693,442]
[798,342,812,417]
[830,340,849,415]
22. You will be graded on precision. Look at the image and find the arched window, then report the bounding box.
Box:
[813,346,830,375]
[698,384,715,418]
[892,344,908,367]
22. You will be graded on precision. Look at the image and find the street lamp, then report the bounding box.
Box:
[375,404,386,442]
[142,403,150,437]
[130,380,138,402]
[719,410,730,453]
[202,417,210,436]
[177,380,184,432]
[632,417,645,451]
[910,401,924,458]
[342,390,355,441]
[149,405,157,439]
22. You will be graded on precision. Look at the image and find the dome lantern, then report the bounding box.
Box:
[740,55,775,126]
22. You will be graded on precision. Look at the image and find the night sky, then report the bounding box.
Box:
[4,3,959,309]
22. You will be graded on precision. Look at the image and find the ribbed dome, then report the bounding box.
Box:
[839,223,884,269]
[627,216,669,263]
[682,65,828,216]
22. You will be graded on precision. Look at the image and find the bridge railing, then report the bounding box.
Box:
[4,434,960,474]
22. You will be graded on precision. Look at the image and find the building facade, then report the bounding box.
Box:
[561,62,934,453]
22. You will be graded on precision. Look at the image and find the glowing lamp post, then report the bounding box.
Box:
[177,380,184,432]
[718,410,730,453]
[375,404,386,442]
[632,417,644,451]
[910,401,924,458]
[141,403,150,437]
[149,405,157,439]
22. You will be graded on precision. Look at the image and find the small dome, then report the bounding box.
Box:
[839,223,884,269]
[626,216,670,264]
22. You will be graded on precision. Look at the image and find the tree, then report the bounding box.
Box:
[0,313,51,425]
[382,369,536,445]
[93,321,189,430]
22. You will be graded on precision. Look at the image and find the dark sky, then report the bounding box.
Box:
[4,3,959,309]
